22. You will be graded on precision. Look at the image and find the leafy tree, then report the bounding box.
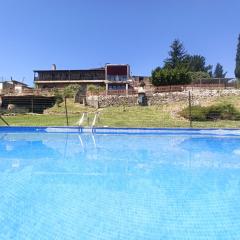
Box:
[185,55,212,73]
[63,84,82,98]
[87,84,105,95]
[164,39,187,69]
[235,34,240,79]
[208,70,213,78]
[152,39,214,86]
[53,88,63,107]
[53,84,83,107]
[188,71,210,83]
[213,63,227,78]
[151,67,191,86]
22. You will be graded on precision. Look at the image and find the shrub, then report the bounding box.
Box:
[180,104,240,121]
[207,104,240,120]
[180,105,207,121]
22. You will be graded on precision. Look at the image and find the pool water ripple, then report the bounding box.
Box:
[0,132,240,239]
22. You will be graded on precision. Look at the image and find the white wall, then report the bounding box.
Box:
[0,83,3,93]
[15,85,23,94]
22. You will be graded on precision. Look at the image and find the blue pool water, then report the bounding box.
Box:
[1,128,240,239]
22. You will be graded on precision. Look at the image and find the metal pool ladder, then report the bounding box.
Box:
[78,111,100,132]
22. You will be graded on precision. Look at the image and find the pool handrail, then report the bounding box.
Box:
[91,112,100,128]
[78,112,87,126]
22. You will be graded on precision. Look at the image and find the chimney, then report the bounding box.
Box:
[52,64,56,71]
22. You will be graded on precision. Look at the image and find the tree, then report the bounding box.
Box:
[53,88,63,107]
[62,84,82,126]
[152,39,214,85]
[213,63,227,78]
[235,34,240,79]
[188,71,210,83]
[185,55,212,73]
[63,84,80,98]
[53,84,83,107]
[87,84,105,95]
[164,39,187,69]
[151,67,191,86]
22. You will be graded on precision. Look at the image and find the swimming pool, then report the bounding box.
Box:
[0,127,240,239]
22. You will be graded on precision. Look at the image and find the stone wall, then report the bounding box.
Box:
[86,95,138,108]
[85,89,240,108]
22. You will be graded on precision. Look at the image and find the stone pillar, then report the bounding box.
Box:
[126,83,128,96]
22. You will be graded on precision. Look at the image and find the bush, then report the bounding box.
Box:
[180,105,207,121]
[180,104,240,121]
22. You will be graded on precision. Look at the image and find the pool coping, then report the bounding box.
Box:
[1,126,240,136]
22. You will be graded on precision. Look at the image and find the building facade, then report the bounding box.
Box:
[0,80,32,94]
[34,64,131,91]
[0,81,13,94]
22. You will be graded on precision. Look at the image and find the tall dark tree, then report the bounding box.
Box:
[164,39,187,69]
[235,34,240,79]
[213,63,227,78]
[186,55,212,73]
[152,38,215,85]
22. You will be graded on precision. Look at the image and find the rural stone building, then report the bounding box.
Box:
[0,80,32,94]
[34,64,131,92]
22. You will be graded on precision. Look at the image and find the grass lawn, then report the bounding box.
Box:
[1,96,240,128]
[0,114,80,126]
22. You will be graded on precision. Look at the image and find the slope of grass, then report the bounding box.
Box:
[1,96,240,128]
[98,106,189,128]
[44,99,95,114]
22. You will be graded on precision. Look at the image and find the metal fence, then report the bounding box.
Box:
[1,88,240,129]
[0,81,238,97]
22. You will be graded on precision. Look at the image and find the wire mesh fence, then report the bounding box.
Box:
[1,88,240,128]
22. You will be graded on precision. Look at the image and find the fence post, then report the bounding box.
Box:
[64,97,69,126]
[31,97,34,113]
[0,115,9,126]
[87,113,90,126]
[188,91,192,128]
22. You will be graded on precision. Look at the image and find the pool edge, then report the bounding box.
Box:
[1,126,240,136]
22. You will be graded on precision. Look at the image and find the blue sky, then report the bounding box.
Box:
[0,0,239,85]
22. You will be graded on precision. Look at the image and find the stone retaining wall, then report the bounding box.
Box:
[86,95,138,108]
[85,89,240,108]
